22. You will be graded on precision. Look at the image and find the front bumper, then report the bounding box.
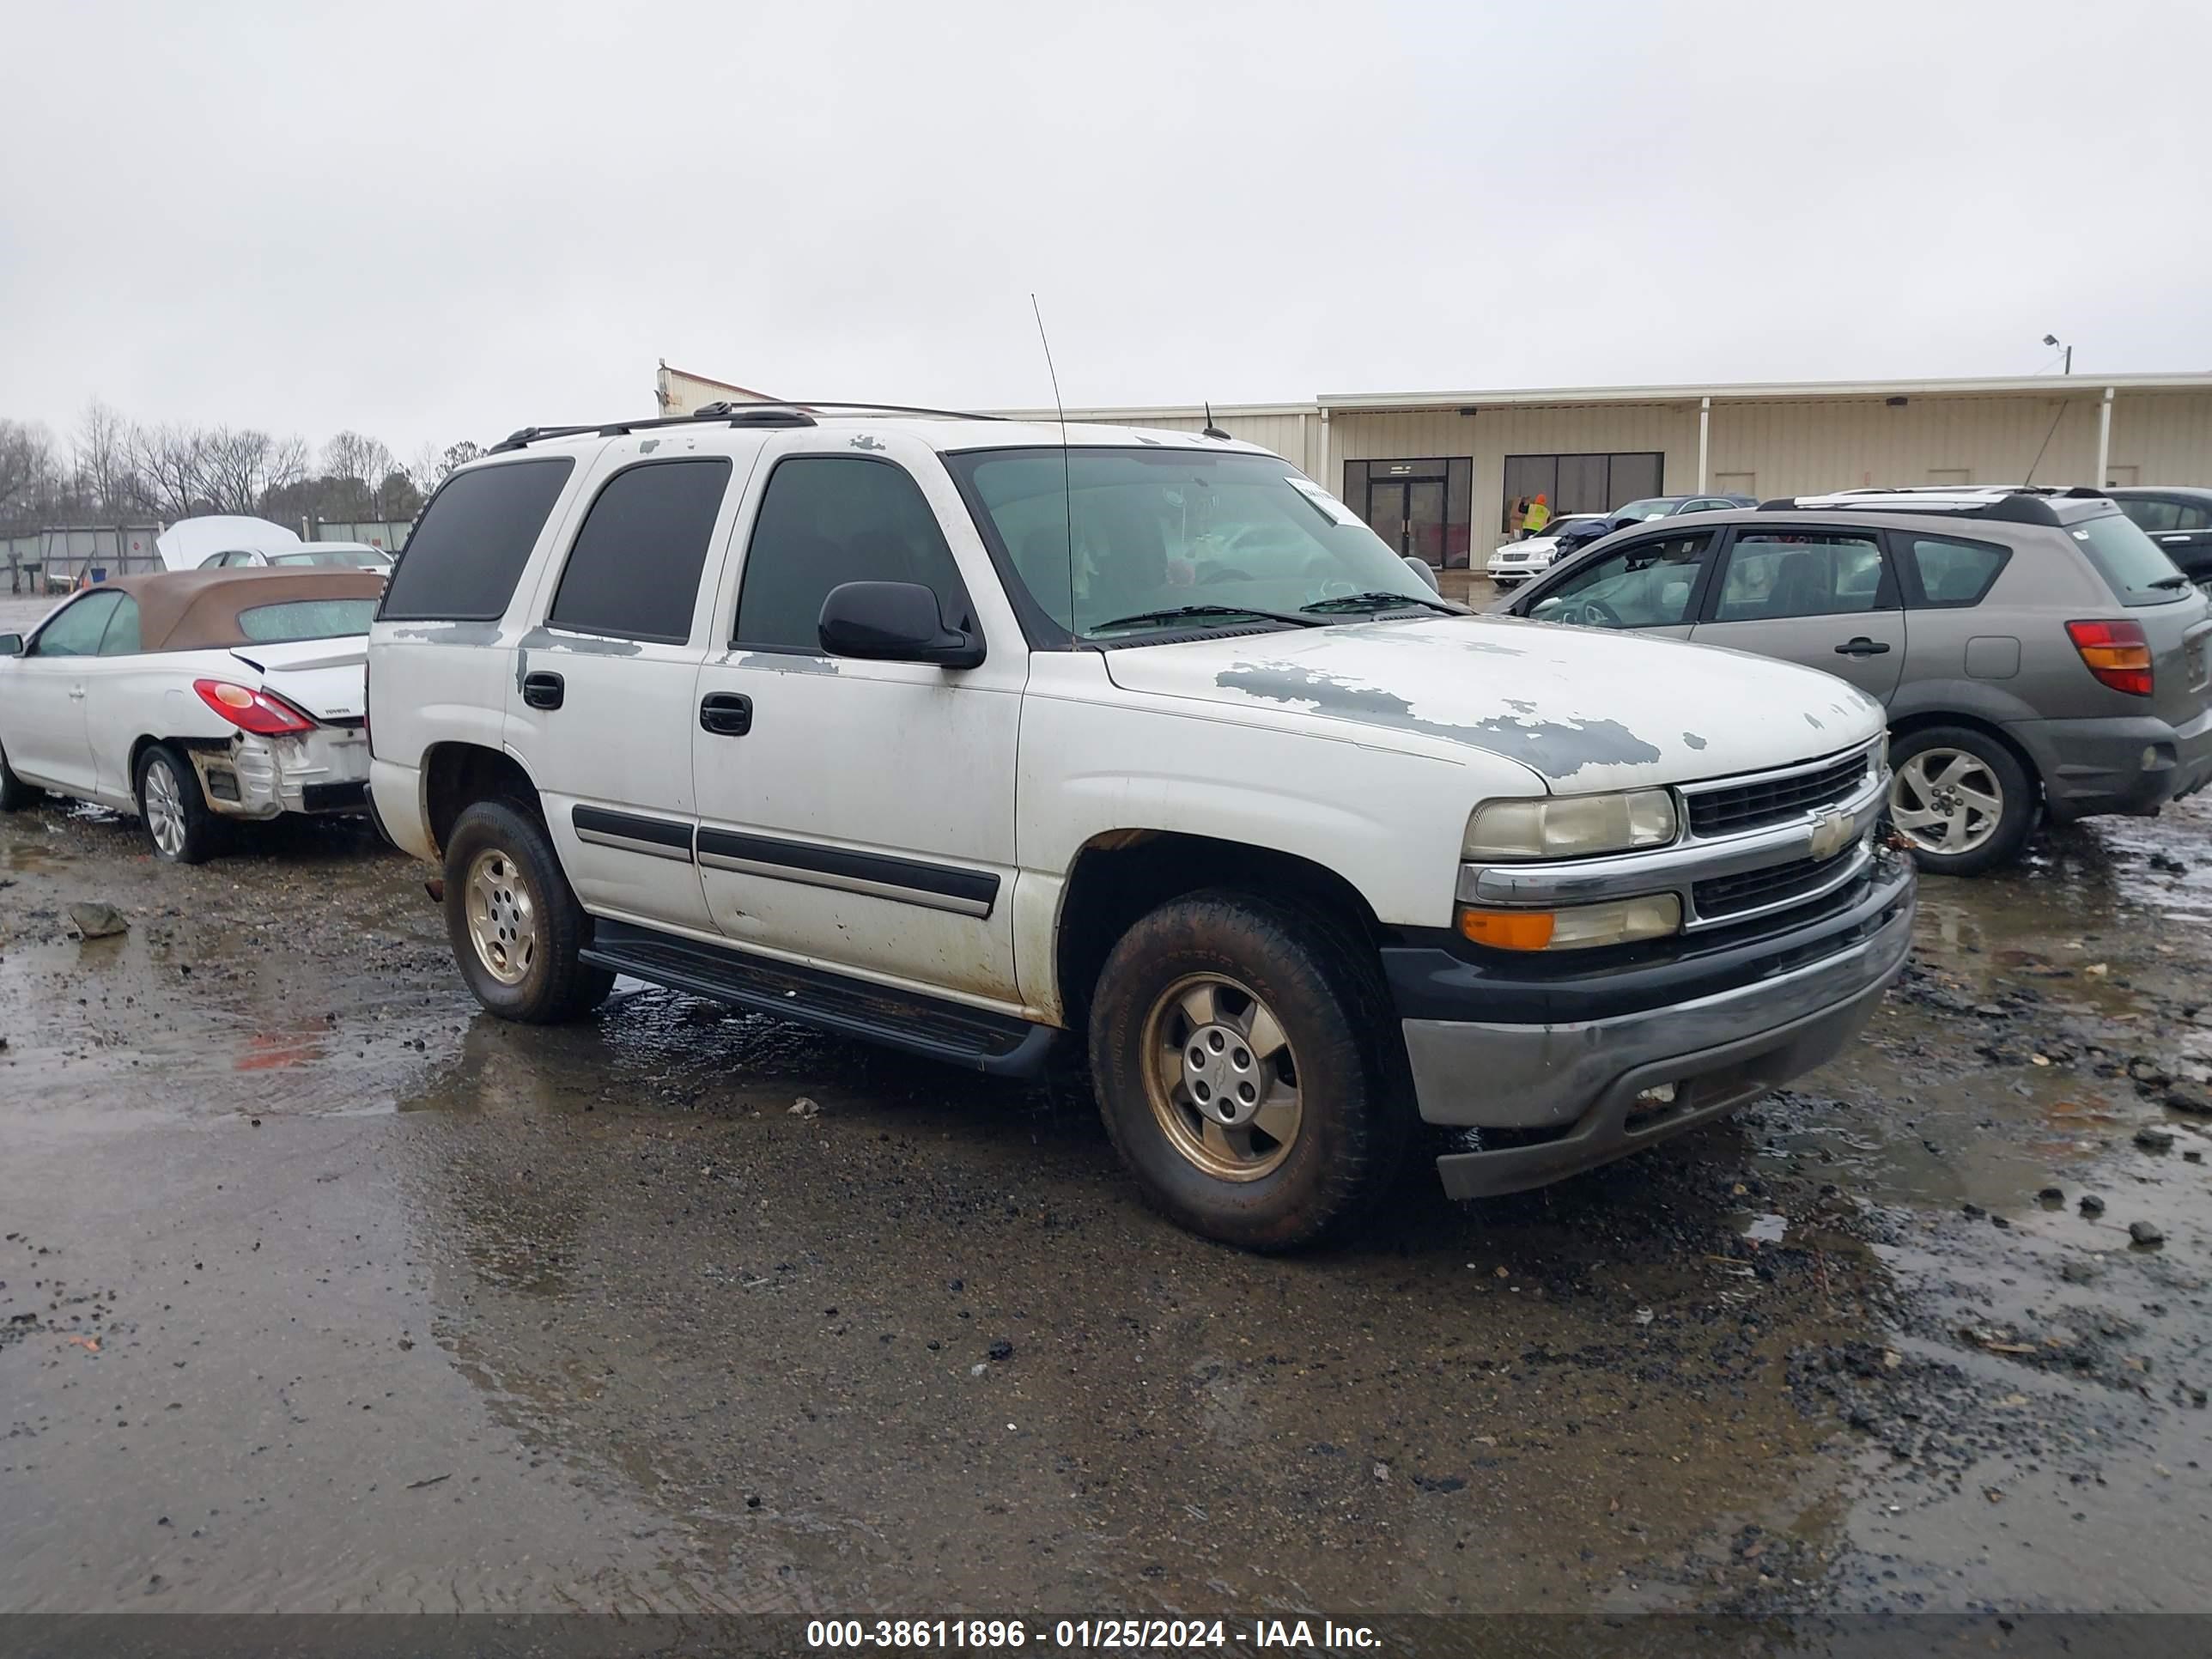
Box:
[190,730,370,820]
[1395,851,1915,1199]
[2010,705,2212,822]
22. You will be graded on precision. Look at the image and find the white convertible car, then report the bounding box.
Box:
[0,568,386,864]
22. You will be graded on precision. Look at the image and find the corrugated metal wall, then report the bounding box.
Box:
[2110,393,2212,486]
[1705,395,2105,497]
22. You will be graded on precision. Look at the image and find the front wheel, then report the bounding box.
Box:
[1087,891,1407,1251]
[1887,726,2035,877]
[442,799,614,1023]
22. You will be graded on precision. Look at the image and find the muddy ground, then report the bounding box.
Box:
[2,668,2209,1629]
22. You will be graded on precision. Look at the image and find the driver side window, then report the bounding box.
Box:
[29,592,124,658]
[1528,533,1712,629]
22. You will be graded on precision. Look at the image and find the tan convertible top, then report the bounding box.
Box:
[96,568,386,653]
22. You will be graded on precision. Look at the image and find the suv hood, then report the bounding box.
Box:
[1100,616,1883,791]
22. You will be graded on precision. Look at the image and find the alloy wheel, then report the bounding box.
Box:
[1890,747,2004,854]
[465,848,538,986]
[1142,974,1304,1182]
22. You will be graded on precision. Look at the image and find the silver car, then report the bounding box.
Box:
[1500,485,2212,875]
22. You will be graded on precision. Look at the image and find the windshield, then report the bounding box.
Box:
[2069,510,2190,607]
[948,447,1439,637]
[271,548,389,568]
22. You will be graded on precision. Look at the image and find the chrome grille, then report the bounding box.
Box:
[1685,750,1872,839]
[1693,847,1860,921]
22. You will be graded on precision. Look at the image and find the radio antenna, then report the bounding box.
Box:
[1030,293,1075,628]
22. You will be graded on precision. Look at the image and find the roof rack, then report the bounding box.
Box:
[488,400,1004,454]
[1757,483,2110,527]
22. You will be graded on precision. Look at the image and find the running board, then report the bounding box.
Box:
[581,919,1060,1078]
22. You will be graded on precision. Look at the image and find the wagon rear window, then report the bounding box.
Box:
[380,458,574,622]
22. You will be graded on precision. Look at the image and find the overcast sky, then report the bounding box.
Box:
[3,0,2207,458]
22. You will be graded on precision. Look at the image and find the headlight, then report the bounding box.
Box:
[1463,789,1678,860]
[1457,893,1682,951]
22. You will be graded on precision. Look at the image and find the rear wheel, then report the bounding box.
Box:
[135,744,221,865]
[1887,725,2035,877]
[0,738,40,811]
[443,799,614,1023]
[1088,890,1407,1251]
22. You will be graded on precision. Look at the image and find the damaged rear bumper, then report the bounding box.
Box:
[189,730,371,820]
[1391,853,1915,1199]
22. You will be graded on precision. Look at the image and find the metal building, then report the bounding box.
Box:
[654,363,2212,570]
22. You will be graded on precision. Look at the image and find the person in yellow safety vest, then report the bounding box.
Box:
[1521,493,1552,539]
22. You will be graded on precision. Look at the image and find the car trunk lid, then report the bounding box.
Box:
[228,640,368,724]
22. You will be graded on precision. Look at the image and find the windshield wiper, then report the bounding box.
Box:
[1298,590,1462,616]
[2148,574,2191,590]
[1087,604,1323,634]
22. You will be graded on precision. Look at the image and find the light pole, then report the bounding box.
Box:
[2043,332,2072,375]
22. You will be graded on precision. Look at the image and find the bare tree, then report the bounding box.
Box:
[0,419,56,520]
[199,428,308,515]
[322,430,396,519]
[74,399,134,517]
[125,422,214,520]
[405,438,483,501]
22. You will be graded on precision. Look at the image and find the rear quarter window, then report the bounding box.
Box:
[380,458,575,622]
[1904,535,2009,608]
[2069,511,2189,608]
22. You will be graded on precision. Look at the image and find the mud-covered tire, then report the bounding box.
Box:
[0,738,40,811]
[442,799,614,1023]
[1887,725,2036,878]
[134,744,222,865]
[1088,890,1409,1251]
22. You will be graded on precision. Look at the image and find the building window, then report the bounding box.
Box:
[1500,452,1662,531]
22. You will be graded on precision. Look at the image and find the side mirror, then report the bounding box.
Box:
[0,634,21,657]
[1402,556,1441,594]
[818,580,984,670]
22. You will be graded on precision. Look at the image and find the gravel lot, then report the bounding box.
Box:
[1,586,2208,1630]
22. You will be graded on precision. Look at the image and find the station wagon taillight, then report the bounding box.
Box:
[193,678,316,736]
[2065,619,2153,697]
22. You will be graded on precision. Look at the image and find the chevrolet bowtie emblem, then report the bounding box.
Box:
[1808,811,1855,862]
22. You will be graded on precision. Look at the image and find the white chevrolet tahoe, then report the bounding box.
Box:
[367,403,1914,1250]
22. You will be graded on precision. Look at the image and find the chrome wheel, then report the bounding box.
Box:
[1891,747,2003,855]
[1143,974,1302,1182]
[143,757,186,859]
[465,848,538,987]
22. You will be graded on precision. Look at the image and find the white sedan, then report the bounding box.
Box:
[1486,514,1608,586]
[0,568,387,864]
[198,541,394,573]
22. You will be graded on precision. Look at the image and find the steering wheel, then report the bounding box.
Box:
[1571,597,1625,629]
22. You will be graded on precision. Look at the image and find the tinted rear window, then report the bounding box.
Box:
[2069,510,2189,607]
[548,459,731,642]
[380,458,574,621]
[239,599,380,641]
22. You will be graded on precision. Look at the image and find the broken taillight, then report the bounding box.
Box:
[193,678,316,736]
[2064,620,2153,697]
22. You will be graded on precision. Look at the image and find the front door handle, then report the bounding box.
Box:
[1834,637,1892,658]
[521,671,564,710]
[700,691,752,737]
[2161,534,2191,544]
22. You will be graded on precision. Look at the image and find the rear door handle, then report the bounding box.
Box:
[2161,534,2191,544]
[67,686,87,701]
[1834,637,1892,657]
[521,671,564,710]
[699,691,752,737]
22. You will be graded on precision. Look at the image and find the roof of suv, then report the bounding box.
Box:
[482,402,1273,459]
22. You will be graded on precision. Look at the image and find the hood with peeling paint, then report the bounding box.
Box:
[1098,616,1884,791]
